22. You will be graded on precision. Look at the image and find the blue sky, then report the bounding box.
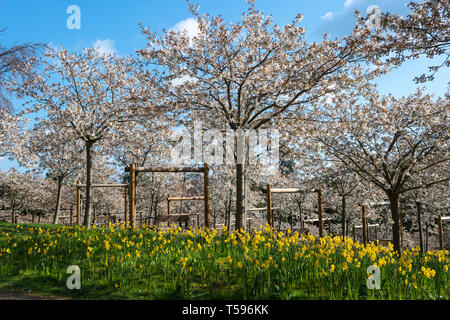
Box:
[0,0,448,170]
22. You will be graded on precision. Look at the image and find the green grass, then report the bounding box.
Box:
[0,221,448,300]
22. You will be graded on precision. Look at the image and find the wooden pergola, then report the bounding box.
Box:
[262,185,325,237]
[125,163,210,230]
[76,182,128,226]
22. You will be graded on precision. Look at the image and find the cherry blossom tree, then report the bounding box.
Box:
[15,119,84,224]
[360,0,449,82]
[315,90,449,252]
[0,28,43,111]
[0,169,52,223]
[138,1,387,230]
[14,47,145,228]
[0,109,28,158]
[320,166,361,236]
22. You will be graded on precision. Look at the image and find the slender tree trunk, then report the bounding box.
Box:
[235,163,245,231]
[11,205,15,224]
[341,195,346,237]
[149,192,154,225]
[83,140,94,228]
[416,201,424,253]
[228,189,232,230]
[53,176,64,224]
[387,190,402,253]
[224,199,228,229]
[297,199,303,229]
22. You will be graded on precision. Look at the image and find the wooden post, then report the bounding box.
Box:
[267,184,272,227]
[203,163,211,229]
[76,181,81,225]
[438,215,444,250]
[167,198,171,228]
[317,188,324,238]
[129,164,136,230]
[352,224,356,242]
[197,214,200,229]
[70,206,73,226]
[31,212,35,224]
[124,186,128,228]
[361,205,367,246]
[140,211,143,229]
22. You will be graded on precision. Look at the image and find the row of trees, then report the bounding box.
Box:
[0,0,448,252]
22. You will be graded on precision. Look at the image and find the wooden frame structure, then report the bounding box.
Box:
[125,163,210,230]
[164,195,204,228]
[262,185,325,237]
[76,181,128,226]
[352,223,380,245]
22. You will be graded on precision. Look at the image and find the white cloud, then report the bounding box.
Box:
[170,18,200,40]
[92,39,117,56]
[171,74,197,87]
[321,12,334,20]
[344,0,358,8]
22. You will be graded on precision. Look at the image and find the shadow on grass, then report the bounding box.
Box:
[0,272,135,300]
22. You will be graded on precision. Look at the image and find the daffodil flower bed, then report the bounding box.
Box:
[0,222,448,299]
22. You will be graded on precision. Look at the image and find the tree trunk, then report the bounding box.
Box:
[341,195,346,237]
[228,190,232,229]
[11,205,15,224]
[297,199,303,229]
[387,191,402,253]
[153,202,158,227]
[52,176,64,224]
[415,201,424,253]
[83,140,94,228]
[235,163,245,231]
[149,192,154,225]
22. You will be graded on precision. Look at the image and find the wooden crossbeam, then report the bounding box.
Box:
[441,216,450,221]
[168,196,204,201]
[247,207,278,211]
[304,218,332,223]
[262,188,315,194]
[126,166,204,173]
[77,183,128,188]
[354,224,380,228]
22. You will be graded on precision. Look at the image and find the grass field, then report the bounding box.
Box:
[0,222,448,300]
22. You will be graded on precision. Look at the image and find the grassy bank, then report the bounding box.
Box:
[0,222,448,299]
